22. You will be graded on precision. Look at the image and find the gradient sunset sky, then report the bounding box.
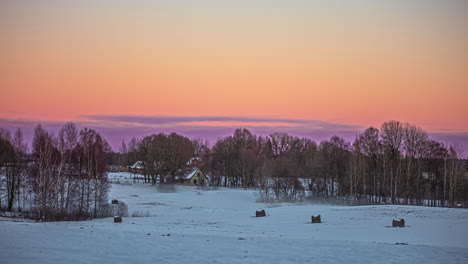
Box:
[1,0,467,150]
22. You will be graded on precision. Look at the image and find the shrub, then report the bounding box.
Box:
[131,211,152,217]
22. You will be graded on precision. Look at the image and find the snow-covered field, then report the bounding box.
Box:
[1,172,467,264]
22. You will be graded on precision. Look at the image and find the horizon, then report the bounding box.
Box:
[1,0,467,152]
[1,116,467,154]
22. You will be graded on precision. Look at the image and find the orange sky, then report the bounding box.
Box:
[1,0,467,135]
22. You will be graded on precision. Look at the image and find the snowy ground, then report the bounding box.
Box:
[1,172,467,264]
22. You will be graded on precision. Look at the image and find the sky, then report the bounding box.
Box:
[1,0,467,151]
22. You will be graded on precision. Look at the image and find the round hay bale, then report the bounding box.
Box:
[311,215,321,223]
[256,210,266,217]
[114,216,122,223]
[112,199,119,205]
[392,218,405,227]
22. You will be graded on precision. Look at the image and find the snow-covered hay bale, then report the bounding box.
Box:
[256,210,266,217]
[112,199,119,205]
[392,219,405,227]
[114,216,122,223]
[311,215,321,223]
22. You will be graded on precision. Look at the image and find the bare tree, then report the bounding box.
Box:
[381,121,404,204]
[119,139,128,166]
[318,136,350,197]
[0,129,14,210]
[402,123,428,205]
[446,145,464,207]
[423,140,447,206]
[56,123,78,216]
[5,129,27,211]
[349,136,367,201]
[356,127,382,202]
[31,124,57,220]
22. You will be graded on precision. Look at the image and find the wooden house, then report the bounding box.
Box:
[179,167,207,186]
[128,161,144,174]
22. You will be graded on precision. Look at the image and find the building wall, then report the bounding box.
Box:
[178,168,207,185]
[189,169,207,185]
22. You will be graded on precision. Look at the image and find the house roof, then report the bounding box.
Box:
[185,167,200,180]
[129,161,144,169]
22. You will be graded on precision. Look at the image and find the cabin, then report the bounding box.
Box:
[128,161,144,174]
[179,167,207,186]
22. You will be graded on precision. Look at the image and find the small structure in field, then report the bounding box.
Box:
[311,215,321,223]
[127,161,145,174]
[256,210,266,217]
[392,218,405,227]
[112,199,119,205]
[179,167,207,186]
[114,216,122,223]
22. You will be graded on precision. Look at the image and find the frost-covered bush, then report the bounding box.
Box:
[258,177,305,202]
[131,211,151,217]
[113,201,128,217]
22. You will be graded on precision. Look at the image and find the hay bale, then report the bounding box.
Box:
[392,218,405,227]
[114,216,122,223]
[112,199,119,205]
[311,215,321,223]
[256,210,266,217]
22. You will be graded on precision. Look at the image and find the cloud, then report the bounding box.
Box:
[429,132,468,150]
[81,115,364,130]
[82,115,305,125]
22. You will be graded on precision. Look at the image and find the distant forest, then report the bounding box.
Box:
[1,120,467,221]
[112,120,467,207]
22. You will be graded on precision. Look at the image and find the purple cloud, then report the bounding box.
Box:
[82,115,364,130]
[81,115,310,125]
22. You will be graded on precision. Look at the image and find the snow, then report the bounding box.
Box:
[184,167,199,179]
[129,161,144,169]
[186,157,202,166]
[1,172,467,264]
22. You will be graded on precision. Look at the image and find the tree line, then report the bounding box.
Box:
[0,123,111,220]
[1,120,467,218]
[116,121,467,207]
